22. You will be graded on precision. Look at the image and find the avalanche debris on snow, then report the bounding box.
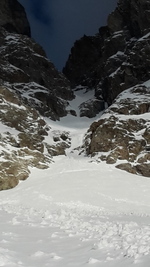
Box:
[0,84,150,266]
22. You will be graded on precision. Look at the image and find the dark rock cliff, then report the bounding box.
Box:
[0,0,74,121]
[63,0,150,107]
[0,0,31,36]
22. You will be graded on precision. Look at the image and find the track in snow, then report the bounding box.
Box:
[1,89,150,267]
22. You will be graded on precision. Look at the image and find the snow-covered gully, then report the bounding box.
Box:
[1,89,150,267]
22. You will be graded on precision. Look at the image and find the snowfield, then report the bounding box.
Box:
[0,88,150,267]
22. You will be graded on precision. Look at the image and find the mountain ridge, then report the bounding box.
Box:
[63,0,150,107]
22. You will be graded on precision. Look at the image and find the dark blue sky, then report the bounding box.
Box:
[19,0,118,70]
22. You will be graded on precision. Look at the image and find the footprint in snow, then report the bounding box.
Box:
[50,253,62,260]
[31,251,62,261]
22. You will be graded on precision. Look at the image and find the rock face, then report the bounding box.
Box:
[83,83,150,176]
[0,0,31,36]
[107,0,150,36]
[0,0,74,121]
[0,85,72,190]
[0,86,51,190]
[0,26,74,120]
[63,0,150,107]
[0,0,74,190]
[63,0,150,177]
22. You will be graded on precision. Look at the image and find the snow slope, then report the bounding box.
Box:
[0,89,150,267]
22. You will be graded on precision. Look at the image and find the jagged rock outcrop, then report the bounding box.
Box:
[0,85,51,190]
[63,0,150,109]
[0,0,74,121]
[63,35,102,88]
[79,98,105,118]
[107,0,150,36]
[0,26,74,120]
[82,83,150,176]
[46,131,71,156]
[0,85,72,190]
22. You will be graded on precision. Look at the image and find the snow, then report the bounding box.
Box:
[109,51,125,59]
[109,67,121,78]
[66,87,96,117]
[0,122,19,136]
[138,32,150,42]
[1,157,150,267]
[144,79,150,87]
[1,89,150,267]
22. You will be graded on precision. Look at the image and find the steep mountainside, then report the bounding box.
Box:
[0,85,72,190]
[0,27,74,120]
[0,0,74,121]
[63,0,150,111]
[0,0,150,190]
[63,0,150,175]
[1,2,150,266]
[0,0,73,189]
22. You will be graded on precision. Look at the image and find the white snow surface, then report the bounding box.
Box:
[1,88,150,267]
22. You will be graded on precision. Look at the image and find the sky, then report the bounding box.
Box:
[18,0,118,70]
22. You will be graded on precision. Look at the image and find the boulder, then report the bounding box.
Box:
[45,131,71,156]
[79,99,105,118]
[116,163,137,175]
[135,164,150,178]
